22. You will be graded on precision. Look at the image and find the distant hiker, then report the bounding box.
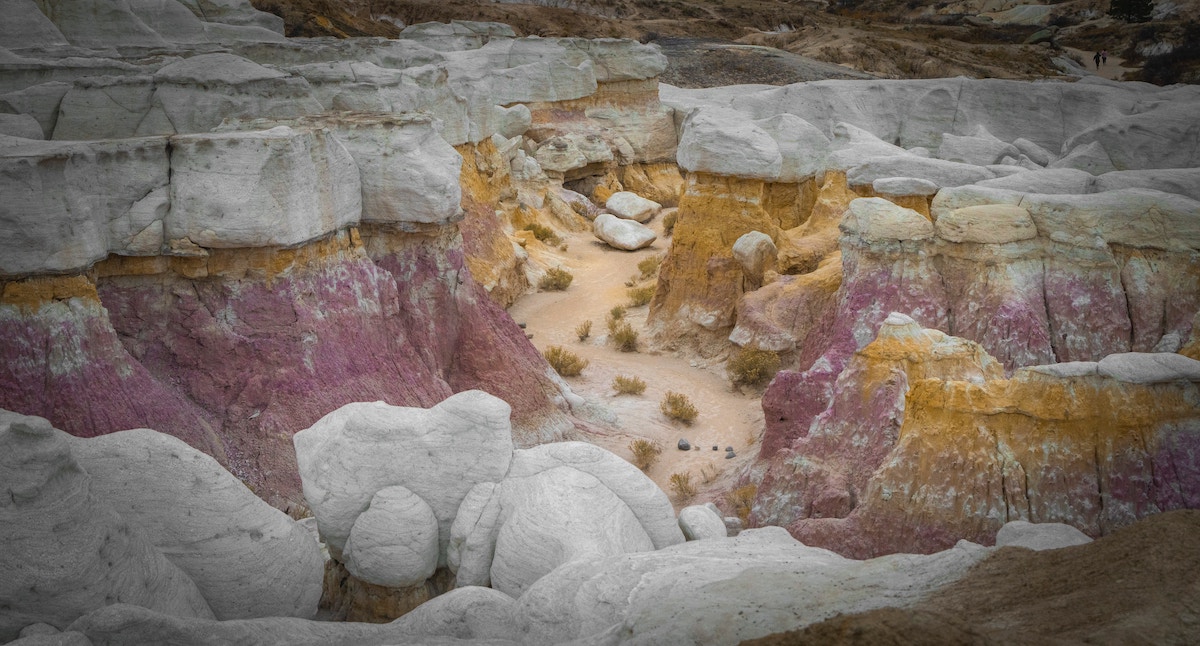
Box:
[1102,49,1109,65]
[1094,51,1102,69]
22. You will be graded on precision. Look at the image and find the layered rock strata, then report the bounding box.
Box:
[753,314,1200,558]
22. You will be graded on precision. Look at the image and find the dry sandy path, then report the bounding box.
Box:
[507,216,764,511]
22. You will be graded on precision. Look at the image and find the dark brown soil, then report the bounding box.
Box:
[742,510,1200,646]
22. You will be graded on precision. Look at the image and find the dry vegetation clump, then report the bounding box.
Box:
[661,391,698,424]
[627,285,656,307]
[539,267,573,291]
[699,462,719,484]
[726,484,757,525]
[669,471,697,500]
[610,322,640,352]
[575,319,593,341]
[629,438,662,471]
[662,210,677,236]
[523,222,561,246]
[613,374,647,395]
[609,305,626,321]
[637,255,662,280]
[727,348,781,386]
[543,345,588,377]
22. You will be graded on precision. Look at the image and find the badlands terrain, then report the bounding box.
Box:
[2,0,1200,643]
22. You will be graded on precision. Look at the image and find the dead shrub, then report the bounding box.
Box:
[726,484,757,525]
[661,391,698,424]
[727,348,781,386]
[543,345,588,377]
[575,319,593,341]
[669,471,697,500]
[610,322,640,352]
[523,222,561,246]
[539,267,573,291]
[613,374,647,395]
[629,439,662,471]
[627,285,656,307]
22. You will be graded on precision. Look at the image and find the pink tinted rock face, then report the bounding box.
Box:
[1,228,573,508]
[753,320,1200,559]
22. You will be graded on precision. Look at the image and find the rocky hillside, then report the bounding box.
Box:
[246,0,1200,84]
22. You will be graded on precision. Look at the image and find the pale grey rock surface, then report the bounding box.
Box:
[0,412,214,642]
[676,107,781,180]
[1050,140,1117,175]
[936,126,1021,166]
[1097,352,1200,384]
[343,485,440,588]
[168,126,361,249]
[593,213,657,251]
[677,505,727,541]
[872,176,938,196]
[293,391,515,562]
[754,112,830,181]
[512,527,990,646]
[605,191,660,223]
[67,429,323,620]
[448,482,504,588]
[0,112,44,138]
[490,466,655,597]
[995,520,1092,551]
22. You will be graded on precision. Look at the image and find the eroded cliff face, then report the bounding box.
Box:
[753,314,1200,559]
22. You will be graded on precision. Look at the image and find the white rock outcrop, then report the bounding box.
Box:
[676,107,781,180]
[294,390,515,562]
[343,485,440,588]
[605,191,661,223]
[841,197,935,244]
[593,212,657,251]
[0,412,214,641]
[67,429,323,620]
[677,505,728,541]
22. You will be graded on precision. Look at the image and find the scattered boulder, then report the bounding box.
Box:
[605,191,661,223]
[732,231,777,288]
[677,438,691,451]
[343,485,440,588]
[678,505,727,541]
[841,197,935,244]
[593,212,657,250]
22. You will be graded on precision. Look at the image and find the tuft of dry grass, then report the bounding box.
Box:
[669,471,697,500]
[543,345,588,377]
[627,285,656,307]
[610,322,639,352]
[613,374,647,395]
[726,484,757,525]
[661,391,698,424]
[523,222,561,246]
[629,439,662,471]
[575,319,593,341]
[662,210,678,236]
[727,348,781,386]
[609,305,626,321]
[637,255,662,280]
[539,267,573,291]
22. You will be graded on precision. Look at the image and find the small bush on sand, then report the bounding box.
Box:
[627,285,656,307]
[539,267,573,291]
[662,210,678,236]
[610,322,639,352]
[661,391,698,424]
[575,319,592,341]
[612,374,647,395]
[543,345,588,377]
[609,305,626,322]
[637,255,662,279]
[523,222,560,245]
[669,471,696,500]
[726,484,757,525]
[629,439,662,471]
[727,348,781,386]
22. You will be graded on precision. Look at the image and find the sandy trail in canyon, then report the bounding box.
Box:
[507,216,763,512]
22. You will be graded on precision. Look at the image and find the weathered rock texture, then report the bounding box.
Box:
[0,411,327,639]
[753,315,1200,558]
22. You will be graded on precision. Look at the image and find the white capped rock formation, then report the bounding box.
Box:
[343,485,440,588]
[677,504,728,541]
[994,520,1092,551]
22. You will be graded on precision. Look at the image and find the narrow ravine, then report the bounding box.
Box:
[507,216,765,511]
